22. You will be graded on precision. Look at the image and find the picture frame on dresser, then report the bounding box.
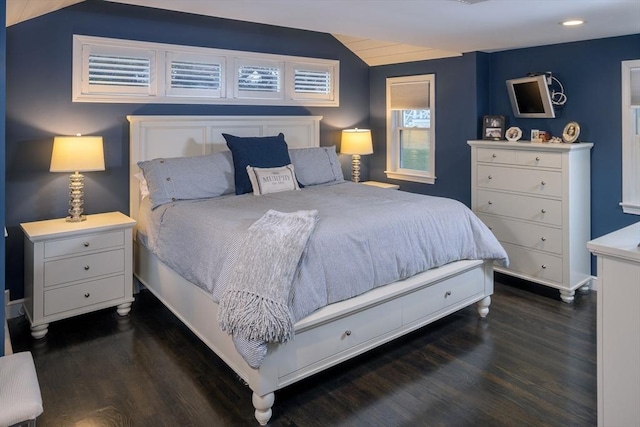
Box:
[482,115,505,140]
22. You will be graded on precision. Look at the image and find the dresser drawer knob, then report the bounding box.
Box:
[541,181,546,186]
[345,330,352,336]
[84,265,90,271]
[541,265,547,269]
[492,154,497,158]
[541,209,546,214]
[84,293,90,298]
[541,237,547,241]
[488,175,493,180]
[83,242,90,247]
[536,156,541,161]
[444,290,452,298]
[488,201,493,205]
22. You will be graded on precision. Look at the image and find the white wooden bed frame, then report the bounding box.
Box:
[128,115,494,425]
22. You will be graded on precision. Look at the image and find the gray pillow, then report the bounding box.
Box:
[138,151,235,209]
[288,146,344,186]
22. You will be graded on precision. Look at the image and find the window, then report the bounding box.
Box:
[385,74,435,184]
[73,35,339,106]
[621,59,640,215]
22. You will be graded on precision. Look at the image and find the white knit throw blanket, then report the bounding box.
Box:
[218,209,319,343]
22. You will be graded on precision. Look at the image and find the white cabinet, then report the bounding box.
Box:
[468,140,593,302]
[20,212,136,339]
[587,223,640,427]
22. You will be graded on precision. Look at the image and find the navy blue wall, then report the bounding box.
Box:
[369,52,491,204]
[489,35,640,241]
[4,1,369,299]
[1,0,6,354]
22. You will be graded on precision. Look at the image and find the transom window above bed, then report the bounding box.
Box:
[72,35,339,106]
[385,74,436,184]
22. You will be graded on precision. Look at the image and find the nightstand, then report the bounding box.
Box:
[20,212,136,339]
[361,181,400,190]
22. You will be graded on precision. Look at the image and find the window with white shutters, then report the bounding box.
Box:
[73,35,339,106]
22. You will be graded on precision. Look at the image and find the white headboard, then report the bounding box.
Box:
[128,115,323,221]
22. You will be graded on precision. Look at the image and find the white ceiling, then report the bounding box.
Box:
[6,0,640,65]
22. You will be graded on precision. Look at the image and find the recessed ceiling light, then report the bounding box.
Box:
[562,20,585,26]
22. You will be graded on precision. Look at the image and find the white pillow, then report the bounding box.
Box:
[246,164,300,195]
[134,172,150,199]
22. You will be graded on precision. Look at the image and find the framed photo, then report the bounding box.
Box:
[562,121,580,143]
[482,115,505,140]
[531,129,541,142]
[505,126,522,142]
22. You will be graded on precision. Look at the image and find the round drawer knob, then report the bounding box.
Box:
[84,265,90,271]
[541,181,546,186]
[492,154,497,158]
[488,175,493,180]
[345,330,352,336]
[444,290,452,298]
[83,242,90,247]
[488,201,493,205]
[541,237,547,241]
[488,226,493,230]
[541,265,547,269]
[536,156,541,161]
[541,209,546,214]
[84,293,90,298]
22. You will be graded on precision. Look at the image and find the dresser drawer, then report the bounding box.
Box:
[516,151,562,168]
[477,147,517,164]
[501,243,563,284]
[477,165,562,197]
[44,249,125,287]
[402,264,485,325]
[45,230,124,258]
[478,214,563,255]
[280,298,403,377]
[476,190,562,226]
[43,275,125,316]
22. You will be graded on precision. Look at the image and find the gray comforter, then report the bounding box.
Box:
[141,182,508,364]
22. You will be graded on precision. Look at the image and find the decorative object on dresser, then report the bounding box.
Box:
[505,126,522,142]
[468,140,593,302]
[20,212,136,339]
[340,128,373,183]
[562,121,580,143]
[587,222,640,427]
[482,115,505,140]
[50,135,105,222]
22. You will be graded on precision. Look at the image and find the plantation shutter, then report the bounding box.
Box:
[166,53,224,98]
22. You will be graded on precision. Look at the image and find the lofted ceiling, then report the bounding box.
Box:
[6,0,640,66]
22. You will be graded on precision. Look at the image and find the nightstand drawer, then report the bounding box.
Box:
[478,214,562,255]
[476,190,562,226]
[43,275,125,316]
[477,165,562,197]
[45,230,124,258]
[501,243,563,283]
[44,249,125,287]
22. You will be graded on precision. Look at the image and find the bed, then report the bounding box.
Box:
[128,115,507,425]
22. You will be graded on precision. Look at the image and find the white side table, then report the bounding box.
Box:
[20,212,136,339]
[361,181,400,190]
[587,222,640,427]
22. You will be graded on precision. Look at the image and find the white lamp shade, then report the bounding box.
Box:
[341,129,373,155]
[50,136,105,172]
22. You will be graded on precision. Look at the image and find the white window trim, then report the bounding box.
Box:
[385,74,436,184]
[621,59,640,215]
[72,35,339,106]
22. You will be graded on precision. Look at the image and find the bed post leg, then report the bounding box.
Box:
[252,391,275,425]
[477,296,491,318]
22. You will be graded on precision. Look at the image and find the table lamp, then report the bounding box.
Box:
[341,128,373,183]
[50,135,105,222]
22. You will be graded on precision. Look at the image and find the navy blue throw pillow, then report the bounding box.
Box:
[223,133,293,195]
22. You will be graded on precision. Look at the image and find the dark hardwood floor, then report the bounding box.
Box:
[8,276,596,427]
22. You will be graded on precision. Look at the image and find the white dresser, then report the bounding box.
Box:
[587,222,640,427]
[20,212,136,338]
[468,140,593,302]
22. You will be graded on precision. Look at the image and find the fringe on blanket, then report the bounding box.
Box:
[218,209,319,343]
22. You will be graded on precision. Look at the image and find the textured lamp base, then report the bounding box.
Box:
[351,154,362,183]
[67,172,86,222]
